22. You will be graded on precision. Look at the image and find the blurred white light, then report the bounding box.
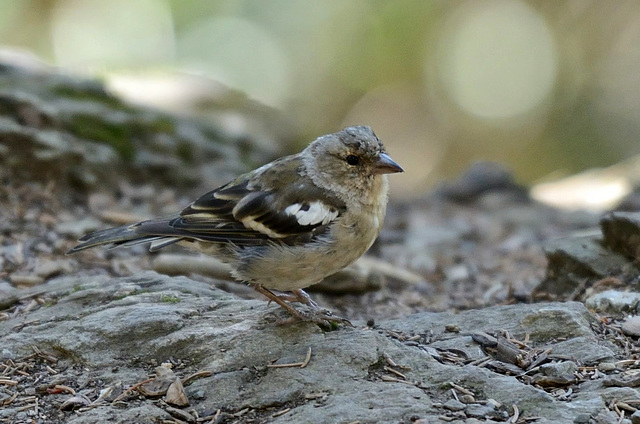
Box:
[531,171,632,212]
[177,16,290,108]
[51,0,175,68]
[435,0,558,119]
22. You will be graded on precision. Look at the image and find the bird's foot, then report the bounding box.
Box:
[254,285,352,329]
[268,289,319,308]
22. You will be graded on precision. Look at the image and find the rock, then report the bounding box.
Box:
[597,362,617,372]
[631,410,640,424]
[465,402,498,419]
[0,59,276,196]
[443,399,466,411]
[539,361,577,381]
[165,378,189,407]
[139,365,177,397]
[0,272,635,423]
[433,161,528,202]
[586,290,640,314]
[550,336,616,364]
[59,396,91,411]
[9,273,44,287]
[164,406,195,422]
[601,212,640,261]
[574,413,592,423]
[535,235,640,298]
[55,218,103,238]
[622,316,640,337]
[0,281,18,309]
[33,259,75,279]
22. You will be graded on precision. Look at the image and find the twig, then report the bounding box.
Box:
[267,347,312,368]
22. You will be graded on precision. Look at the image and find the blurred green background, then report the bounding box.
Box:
[2,0,640,199]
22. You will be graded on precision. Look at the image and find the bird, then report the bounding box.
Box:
[68,126,403,327]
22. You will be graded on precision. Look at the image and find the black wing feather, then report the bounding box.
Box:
[68,158,347,253]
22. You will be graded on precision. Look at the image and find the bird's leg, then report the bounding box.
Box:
[253,285,351,328]
[266,289,319,308]
[291,289,319,308]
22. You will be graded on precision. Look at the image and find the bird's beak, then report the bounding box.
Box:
[374,153,404,174]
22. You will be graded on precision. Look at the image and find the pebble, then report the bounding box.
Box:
[445,265,470,282]
[443,399,466,411]
[465,403,496,419]
[1,244,24,265]
[458,394,475,403]
[622,316,640,337]
[540,361,577,379]
[34,259,74,278]
[9,274,44,287]
[597,362,617,372]
[585,290,640,314]
[165,406,195,423]
[191,389,206,400]
[0,282,18,309]
[56,217,102,238]
[574,413,592,423]
[445,324,460,333]
[1,349,15,360]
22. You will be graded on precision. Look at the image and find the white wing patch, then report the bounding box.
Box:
[284,201,339,226]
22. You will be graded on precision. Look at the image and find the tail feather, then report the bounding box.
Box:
[67,218,184,254]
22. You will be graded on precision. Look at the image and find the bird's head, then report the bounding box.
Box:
[303,126,403,203]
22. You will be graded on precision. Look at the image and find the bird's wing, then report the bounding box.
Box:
[166,156,347,246]
[68,156,346,253]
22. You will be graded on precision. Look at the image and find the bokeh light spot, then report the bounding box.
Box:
[52,0,175,68]
[177,16,290,108]
[435,0,558,119]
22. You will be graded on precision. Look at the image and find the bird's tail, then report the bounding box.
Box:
[67,219,183,254]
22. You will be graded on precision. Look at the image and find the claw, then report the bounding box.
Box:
[253,285,351,328]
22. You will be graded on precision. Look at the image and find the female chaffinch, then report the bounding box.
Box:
[69,126,403,326]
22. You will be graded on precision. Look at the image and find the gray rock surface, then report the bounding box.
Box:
[586,290,640,313]
[601,211,640,261]
[0,272,634,423]
[537,211,640,300]
[0,60,275,195]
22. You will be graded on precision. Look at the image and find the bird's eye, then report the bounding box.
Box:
[346,155,360,166]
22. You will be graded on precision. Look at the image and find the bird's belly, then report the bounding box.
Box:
[234,217,381,291]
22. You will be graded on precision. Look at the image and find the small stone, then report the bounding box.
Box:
[59,395,91,411]
[445,265,469,282]
[622,316,640,337]
[597,362,617,372]
[1,349,15,360]
[465,403,496,419]
[445,324,460,333]
[574,413,592,424]
[164,406,195,423]
[34,259,74,278]
[165,378,189,407]
[540,361,577,380]
[443,399,466,411]
[458,394,475,403]
[56,218,102,238]
[631,410,640,424]
[139,365,177,396]
[0,282,18,309]
[191,389,206,400]
[9,274,44,287]
[585,290,640,314]
[601,212,640,262]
